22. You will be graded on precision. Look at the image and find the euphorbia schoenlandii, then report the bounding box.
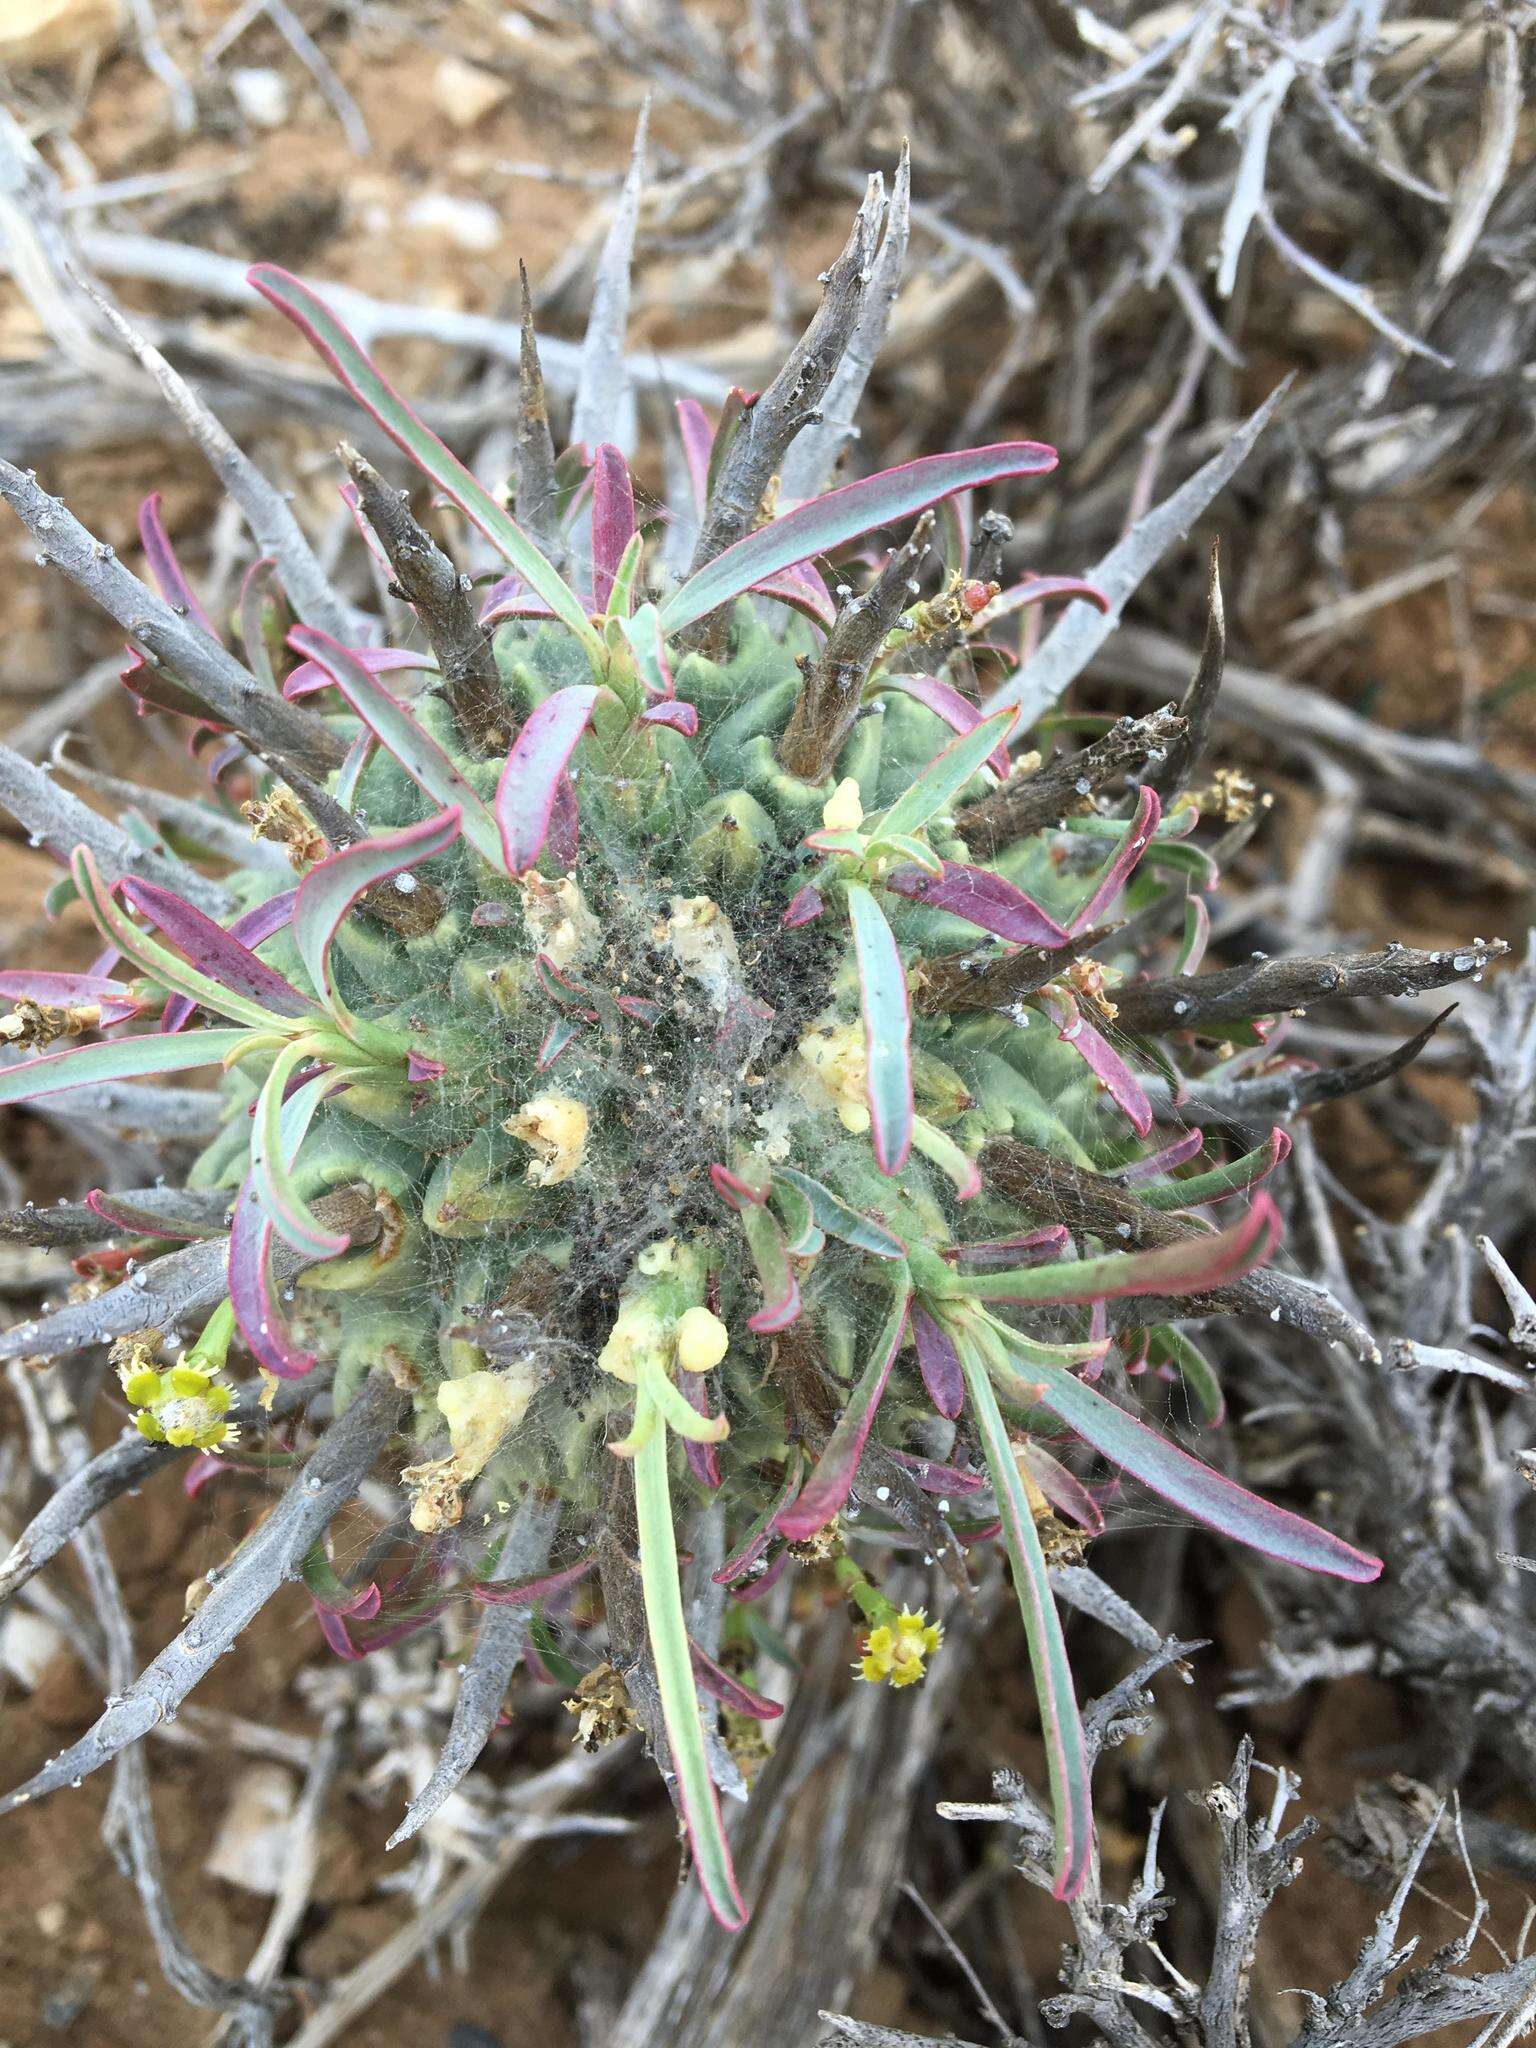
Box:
[0,168,1429,1934]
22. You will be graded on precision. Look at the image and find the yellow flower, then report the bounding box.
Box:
[854,1608,943,1687]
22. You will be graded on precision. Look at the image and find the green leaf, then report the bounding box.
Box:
[961,1338,1092,1899]
[633,1399,748,1930]
[771,1164,907,1259]
[846,882,913,1177]
[249,266,602,659]
[0,1028,252,1108]
[249,1045,350,1259]
[873,711,1015,843]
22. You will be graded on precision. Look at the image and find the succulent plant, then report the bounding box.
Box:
[15,162,1501,1936]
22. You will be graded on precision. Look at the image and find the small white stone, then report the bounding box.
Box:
[394,872,418,895]
[230,67,291,128]
[405,192,502,253]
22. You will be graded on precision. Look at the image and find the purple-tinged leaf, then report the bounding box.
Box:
[751,558,836,628]
[470,1555,597,1606]
[961,1343,1093,1899]
[228,1177,315,1379]
[690,1639,782,1721]
[675,399,713,511]
[910,1114,982,1198]
[955,1195,1281,1305]
[237,557,282,694]
[534,954,599,1016]
[776,1271,911,1541]
[782,885,823,929]
[495,686,601,875]
[1114,1128,1203,1185]
[138,493,218,639]
[1138,1128,1292,1211]
[1018,1441,1105,1535]
[1068,785,1161,934]
[0,1028,249,1109]
[288,628,501,866]
[910,1304,964,1419]
[739,1202,802,1334]
[294,808,462,1022]
[249,265,602,657]
[85,1187,229,1241]
[886,862,1069,947]
[283,645,432,701]
[1025,1356,1381,1580]
[659,441,1058,635]
[877,711,1016,843]
[731,1548,790,1602]
[1041,992,1152,1136]
[952,1225,1071,1272]
[713,1453,804,1586]
[637,699,699,737]
[591,444,635,614]
[678,1368,724,1489]
[847,883,913,1177]
[883,1447,985,1496]
[183,1454,230,1498]
[121,878,310,1022]
[709,1160,769,1211]
[987,575,1111,620]
[407,1050,446,1083]
[0,971,140,1026]
[876,673,1014,777]
[162,890,297,1034]
[72,851,289,1032]
[772,1165,906,1259]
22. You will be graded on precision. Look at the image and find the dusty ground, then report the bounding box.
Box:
[1,4,1534,2044]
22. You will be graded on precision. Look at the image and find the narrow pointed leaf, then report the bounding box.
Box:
[1023,1356,1381,1581]
[659,442,1058,636]
[288,629,500,865]
[690,1639,782,1722]
[876,711,1015,842]
[847,883,912,1176]
[739,1201,801,1334]
[138,492,218,638]
[1115,1127,1204,1184]
[776,1269,910,1541]
[1018,1441,1105,1534]
[910,1114,982,1198]
[1042,995,1152,1135]
[1138,1127,1292,1210]
[713,1452,803,1586]
[1069,786,1162,933]
[876,672,1013,776]
[771,1164,906,1258]
[121,878,310,1020]
[249,265,601,656]
[886,861,1068,946]
[495,686,601,875]
[962,1343,1092,1899]
[283,644,432,701]
[910,1304,964,1419]
[250,1053,348,1259]
[294,808,462,1021]
[162,890,298,1034]
[591,444,636,613]
[633,1404,748,1929]
[0,971,140,1025]
[955,1195,1280,1304]
[0,1028,249,1108]
[227,1177,314,1379]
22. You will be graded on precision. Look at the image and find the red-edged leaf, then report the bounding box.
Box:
[138,493,218,638]
[121,878,310,1021]
[1115,1128,1204,1184]
[886,862,1069,946]
[470,1555,597,1605]
[0,1028,250,1109]
[883,1448,986,1496]
[591,444,635,614]
[678,1367,724,1490]
[776,1271,911,1541]
[751,558,836,627]
[963,1345,1093,1899]
[878,673,1014,777]
[637,699,699,737]
[952,1224,1071,1271]
[954,1195,1281,1304]
[1041,993,1152,1135]
[1138,1128,1293,1211]
[690,1639,782,1721]
[1025,1357,1382,1580]
[1018,1441,1106,1535]
[675,398,713,511]
[249,265,601,657]
[495,686,601,875]
[659,441,1058,635]
[713,1453,804,1586]
[283,645,432,700]
[847,883,913,1176]
[162,890,296,1034]
[739,1202,801,1333]
[782,885,824,929]
[988,575,1111,620]
[294,809,462,1020]
[1069,785,1161,934]
[227,1177,314,1379]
